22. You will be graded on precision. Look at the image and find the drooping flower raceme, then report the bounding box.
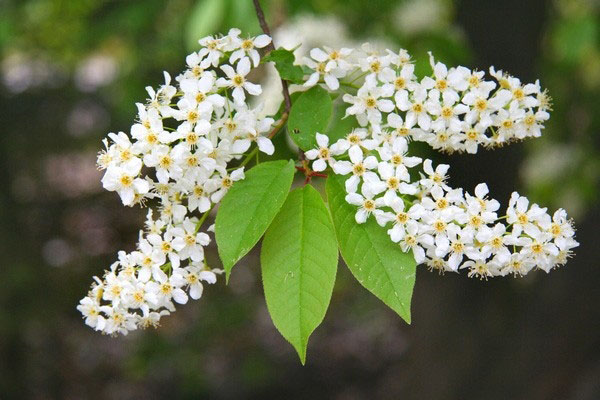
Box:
[79,29,276,335]
[79,29,579,337]
[302,47,578,279]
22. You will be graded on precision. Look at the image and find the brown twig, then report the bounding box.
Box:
[252,0,292,113]
[268,112,289,139]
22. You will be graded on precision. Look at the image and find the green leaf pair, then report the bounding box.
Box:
[215,160,337,364]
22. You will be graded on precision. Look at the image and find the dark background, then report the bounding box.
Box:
[0,0,598,399]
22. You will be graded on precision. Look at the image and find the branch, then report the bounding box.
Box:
[252,0,292,113]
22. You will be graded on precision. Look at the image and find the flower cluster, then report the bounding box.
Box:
[303,45,578,278]
[79,29,580,335]
[79,29,275,335]
[304,44,551,154]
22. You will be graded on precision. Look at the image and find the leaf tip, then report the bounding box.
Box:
[294,345,307,365]
[224,264,232,284]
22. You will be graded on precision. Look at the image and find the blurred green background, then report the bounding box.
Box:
[0,0,598,399]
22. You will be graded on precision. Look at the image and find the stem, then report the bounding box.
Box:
[348,71,368,84]
[240,148,258,168]
[400,196,415,207]
[339,81,360,89]
[268,112,288,139]
[252,0,292,113]
[195,204,215,232]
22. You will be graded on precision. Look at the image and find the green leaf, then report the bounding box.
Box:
[325,174,416,323]
[185,0,226,52]
[262,48,305,84]
[273,90,303,120]
[260,128,297,163]
[325,98,359,143]
[215,160,296,280]
[287,86,333,151]
[261,185,338,364]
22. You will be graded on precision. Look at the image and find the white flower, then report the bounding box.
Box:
[507,192,550,236]
[101,158,149,206]
[147,71,177,108]
[420,159,450,190]
[517,110,548,139]
[548,209,577,248]
[206,168,245,203]
[343,77,395,127]
[171,218,210,262]
[390,63,417,97]
[420,209,455,258]
[501,252,535,277]
[77,297,106,331]
[492,101,525,143]
[184,51,207,79]
[332,146,379,193]
[462,183,499,231]
[147,272,189,307]
[421,53,457,97]
[461,259,497,280]
[179,73,225,117]
[444,225,478,271]
[147,228,184,269]
[518,225,558,272]
[100,305,137,335]
[345,188,385,224]
[476,223,511,264]
[331,128,379,155]
[198,34,226,68]
[123,281,157,310]
[133,237,167,282]
[143,144,183,184]
[304,48,347,91]
[374,160,418,196]
[230,34,271,67]
[381,192,424,242]
[460,123,489,154]
[358,48,395,82]
[386,112,420,140]
[462,87,510,128]
[187,179,212,213]
[137,305,170,329]
[395,84,432,130]
[131,104,163,144]
[217,57,262,105]
[305,133,339,171]
[428,91,469,132]
[399,220,434,264]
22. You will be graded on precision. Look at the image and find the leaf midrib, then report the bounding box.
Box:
[330,176,410,318]
[230,162,291,264]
